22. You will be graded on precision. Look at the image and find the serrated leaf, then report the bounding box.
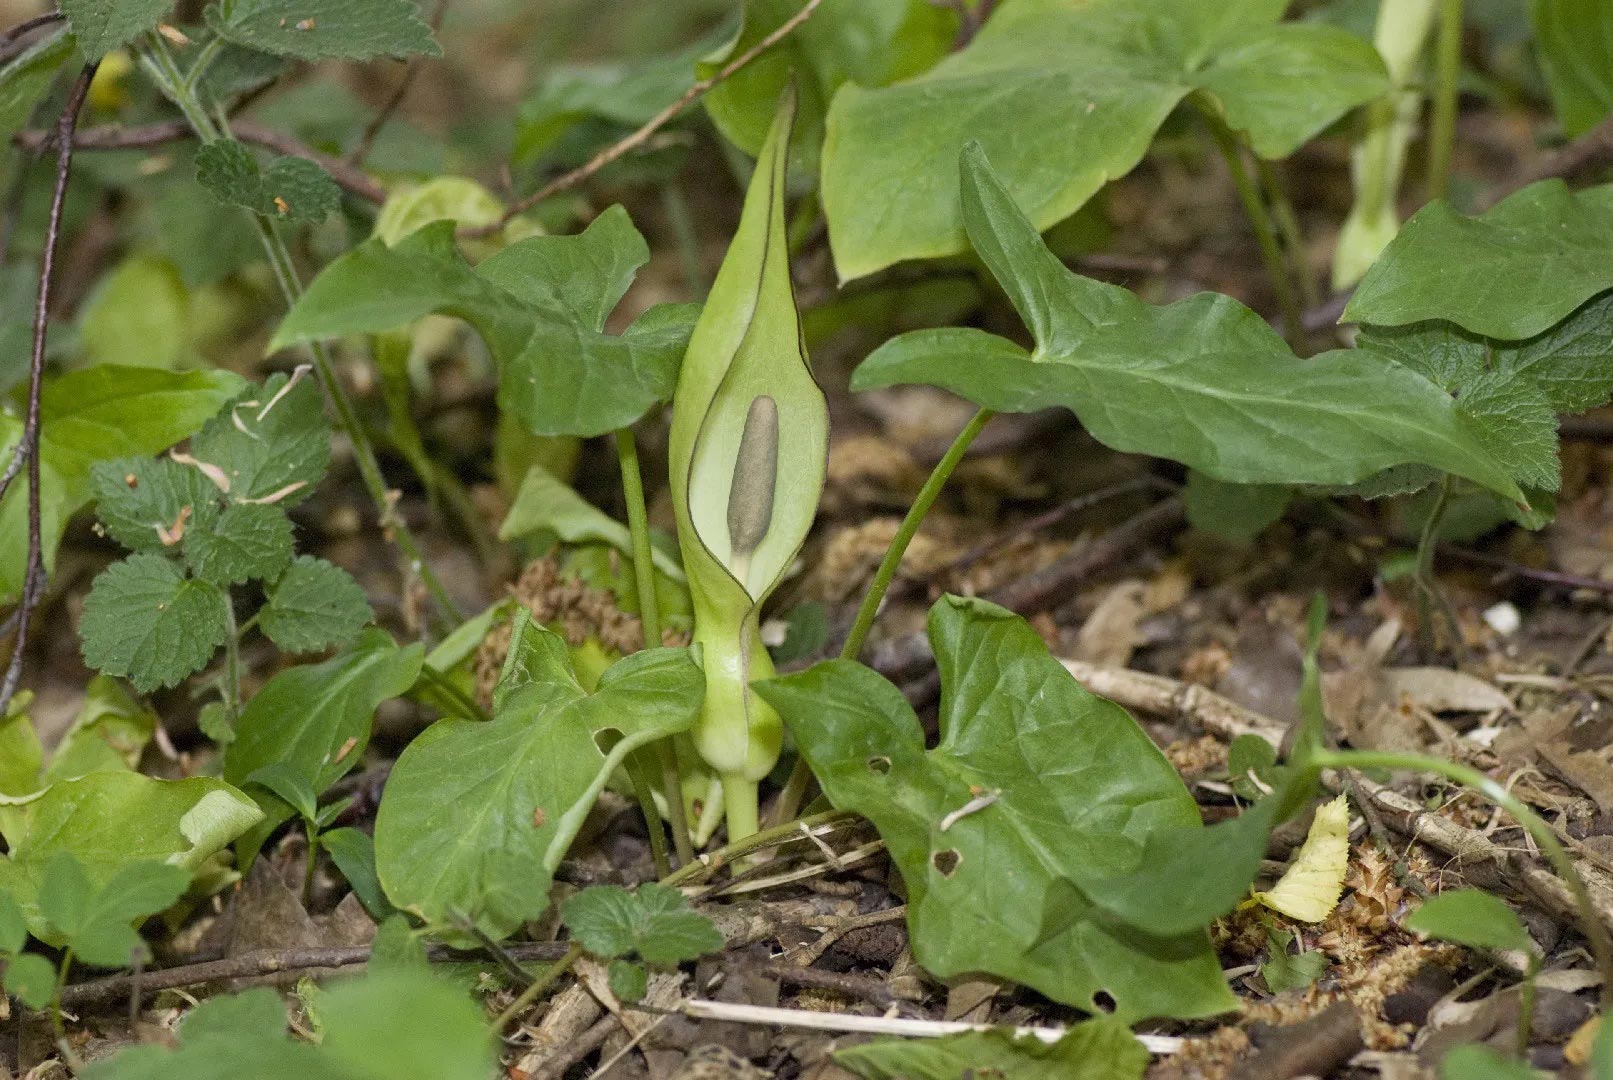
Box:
[561,883,723,966]
[757,596,1234,1023]
[822,0,1388,279]
[38,854,188,967]
[0,772,261,938]
[195,138,342,223]
[1253,794,1350,923]
[853,146,1525,503]
[3,952,55,1009]
[1345,181,1613,340]
[1533,0,1613,139]
[204,0,441,61]
[1405,888,1535,955]
[62,0,173,61]
[184,501,294,585]
[0,365,243,602]
[0,31,74,140]
[79,554,230,692]
[91,457,220,554]
[836,1019,1148,1080]
[500,464,684,582]
[189,371,330,506]
[699,0,954,175]
[260,555,373,653]
[375,615,703,938]
[272,208,699,437]
[225,630,423,864]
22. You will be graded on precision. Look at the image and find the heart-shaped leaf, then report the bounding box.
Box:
[822,0,1387,278]
[272,208,699,437]
[757,595,1235,1022]
[374,614,703,938]
[853,145,1525,503]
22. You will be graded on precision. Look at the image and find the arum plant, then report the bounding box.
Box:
[670,87,827,844]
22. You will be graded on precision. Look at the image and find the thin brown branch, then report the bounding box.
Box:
[346,0,448,168]
[0,63,97,716]
[13,118,387,205]
[0,12,63,66]
[466,0,826,238]
[57,941,570,1009]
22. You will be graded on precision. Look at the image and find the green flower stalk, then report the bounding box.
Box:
[669,88,827,843]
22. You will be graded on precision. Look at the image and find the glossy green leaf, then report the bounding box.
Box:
[184,501,295,585]
[38,854,188,967]
[205,0,441,61]
[1533,0,1613,138]
[758,596,1235,1022]
[700,0,954,173]
[260,555,374,654]
[0,31,73,140]
[375,615,703,938]
[560,882,724,965]
[854,145,1523,502]
[1346,181,1613,340]
[195,138,341,224]
[323,827,395,921]
[0,365,243,601]
[273,208,698,437]
[1405,889,1535,954]
[837,1020,1148,1080]
[62,0,172,60]
[79,554,231,692]
[189,370,330,506]
[500,463,685,582]
[822,0,1388,279]
[669,89,827,789]
[245,763,319,824]
[0,772,261,935]
[226,629,423,863]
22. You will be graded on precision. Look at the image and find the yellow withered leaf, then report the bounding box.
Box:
[1253,794,1351,923]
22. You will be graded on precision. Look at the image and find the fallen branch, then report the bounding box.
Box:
[0,62,97,716]
[14,118,387,205]
[465,0,826,238]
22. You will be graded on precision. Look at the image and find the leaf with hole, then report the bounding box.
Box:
[273,207,699,437]
[758,595,1235,1022]
[853,145,1525,504]
[821,0,1388,278]
[375,614,703,938]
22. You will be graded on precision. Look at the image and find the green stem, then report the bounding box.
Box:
[614,428,694,866]
[222,600,242,721]
[302,824,320,908]
[49,948,72,1045]
[1311,748,1613,1007]
[491,943,583,1031]
[660,808,860,888]
[1518,952,1539,1058]
[1205,116,1305,347]
[1254,156,1318,311]
[1426,0,1465,202]
[1414,474,1460,661]
[417,662,492,723]
[626,755,672,878]
[140,34,462,628]
[768,409,994,829]
[842,408,993,663]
